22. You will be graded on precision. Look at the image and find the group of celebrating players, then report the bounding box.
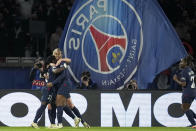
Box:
[30,48,90,129]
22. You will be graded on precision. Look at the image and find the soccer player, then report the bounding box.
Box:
[47,55,82,128]
[173,55,196,128]
[31,56,59,129]
[47,48,90,128]
[29,58,56,127]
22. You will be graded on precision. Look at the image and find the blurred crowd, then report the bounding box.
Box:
[159,0,196,56]
[0,0,74,58]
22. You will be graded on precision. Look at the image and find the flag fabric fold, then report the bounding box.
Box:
[133,0,187,89]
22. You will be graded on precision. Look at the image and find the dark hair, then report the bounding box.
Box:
[34,57,44,68]
[184,55,194,67]
[45,55,56,66]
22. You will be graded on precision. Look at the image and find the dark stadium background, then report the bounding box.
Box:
[0,0,195,89]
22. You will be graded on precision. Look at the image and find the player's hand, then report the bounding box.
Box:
[56,59,62,66]
[173,74,178,81]
[46,82,53,88]
[44,73,49,80]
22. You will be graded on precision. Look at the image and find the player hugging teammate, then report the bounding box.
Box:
[31,48,90,129]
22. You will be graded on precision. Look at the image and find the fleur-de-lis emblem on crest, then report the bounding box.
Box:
[112,52,121,64]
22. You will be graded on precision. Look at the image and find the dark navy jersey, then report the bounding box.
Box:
[46,66,58,92]
[48,66,56,82]
[46,66,58,101]
[59,61,71,80]
[179,67,196,97]
[52,62,70,86]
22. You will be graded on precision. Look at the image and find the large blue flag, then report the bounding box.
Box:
[59,0,187,89]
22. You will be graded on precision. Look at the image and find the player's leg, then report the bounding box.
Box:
[48,104,53,124]
[58,80,82,128]
[191,109,196,119]
[51,103,57,124]
[56,94,66,128]
[64,91,81,128]
[31,87,49,128]
[182,103,196,126]
[31,102,47,128]
[47,88,58,128]
[48,103,57,128]
[181,96,196,127]
[63,106,77,120]
[66,98,90,128]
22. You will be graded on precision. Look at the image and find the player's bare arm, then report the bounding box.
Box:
[173,74,186,87]
[56,58,71,66]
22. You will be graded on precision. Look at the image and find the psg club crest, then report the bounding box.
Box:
[63,0,143,89]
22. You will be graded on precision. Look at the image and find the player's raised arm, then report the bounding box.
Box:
[56,58,71,66]
[50,63,67,74]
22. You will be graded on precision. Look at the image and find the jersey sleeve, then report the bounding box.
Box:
[179,70,188,82]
